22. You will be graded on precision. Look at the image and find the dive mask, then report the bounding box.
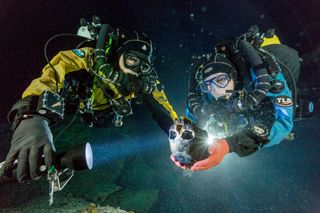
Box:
[124,52,152,75]
[199,73,231,93]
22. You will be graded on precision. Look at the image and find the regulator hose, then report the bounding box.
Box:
[237,39,272,108]
[93,24,128,85]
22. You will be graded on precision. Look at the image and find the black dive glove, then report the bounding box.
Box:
[125,75,145,93]
[117,75,144,96]
[0,115,55,183]
[226,97,242,113]
[226,92,255,113]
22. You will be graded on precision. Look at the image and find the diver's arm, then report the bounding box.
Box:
[232,39,295,150]
[143,84,179,134]
[8,47,93,127]
[226,36,294,154]
[22,47,92,98]
[227,71,294,156]
[0,48,92,182]
[242,34,283,109]
[236,39,272,109]
[227,34,282,112]
[264,72,294,147]
[227,105,293,157]
[225,133,263,157]
[226,100,276,157]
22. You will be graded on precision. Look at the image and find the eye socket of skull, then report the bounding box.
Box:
[181,130,194,140]
[176,123,183,133]
[169,130,177,140]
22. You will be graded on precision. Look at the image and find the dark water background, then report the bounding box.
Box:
[0,0,319,212]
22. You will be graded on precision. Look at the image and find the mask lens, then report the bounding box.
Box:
[203,74,230,91]
[212,74,230,88]
[140,62,151,74]
[124,53,140,67]
[169,130,177,141]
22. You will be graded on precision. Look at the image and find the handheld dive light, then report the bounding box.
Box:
[55,142,93,171]
[0,143,93,206]
[0,142,93,182]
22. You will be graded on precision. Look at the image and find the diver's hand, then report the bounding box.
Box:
[125,75,144,93]
[226,91,260,113]
[191,138,229,171]
[0,115,55,183]
[170,155,188,170]
[117,75,144,96]
[226,97,243,113]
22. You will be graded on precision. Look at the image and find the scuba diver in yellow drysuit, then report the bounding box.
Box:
[0,17,179,183]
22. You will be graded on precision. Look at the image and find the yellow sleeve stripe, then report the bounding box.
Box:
[152,89,179,121]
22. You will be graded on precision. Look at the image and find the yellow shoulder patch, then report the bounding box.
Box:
[261,35,281,47]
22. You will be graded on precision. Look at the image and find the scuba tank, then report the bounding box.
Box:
[214,26,300,114]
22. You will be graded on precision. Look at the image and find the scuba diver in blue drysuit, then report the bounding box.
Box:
[169,26,301,170]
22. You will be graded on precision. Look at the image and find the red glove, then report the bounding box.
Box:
[190,138,229,171]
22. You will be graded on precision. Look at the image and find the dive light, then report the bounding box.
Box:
[55,142,93,171]
[0,142,93,205]
[0,142,93,181]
